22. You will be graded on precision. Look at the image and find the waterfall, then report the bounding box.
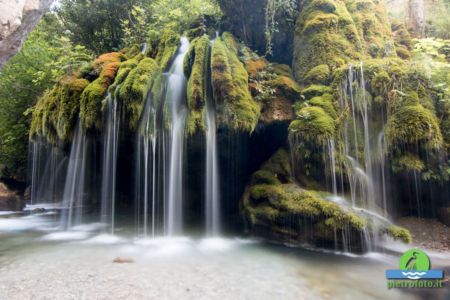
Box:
[100,92,120,234]
[29,141,67,207]
[205,38,220,236]
[136,37,190,237]
[165,37,190,236]
[60,123,88,229]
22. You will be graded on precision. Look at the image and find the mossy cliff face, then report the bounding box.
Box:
[30,76,89,144]
[293,0,395,81]
[211,32,260,132]
[184,35,210,135]
[241,148,411,251]
[241,48,301,124]
[293,0,363,81]
[79,52,125,131]
[117,57,160,131]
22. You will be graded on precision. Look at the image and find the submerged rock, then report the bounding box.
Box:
[241,149,411,252]
[113,257,134,264]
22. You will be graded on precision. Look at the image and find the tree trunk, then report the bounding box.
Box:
[408,0,425,37]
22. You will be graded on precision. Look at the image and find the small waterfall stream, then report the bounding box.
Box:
[205,38,220,236]
[165,37,190,236]
[136,37,190,237]
[60,123,88,229]
[100,92,120,234]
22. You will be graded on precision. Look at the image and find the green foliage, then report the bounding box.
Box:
[57,0,140,54]
[264,0,298,55]
[0,15,92,179]
[146,0,222,43]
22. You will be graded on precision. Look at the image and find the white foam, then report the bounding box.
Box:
[81,234,125,245]
[41,231,90,241]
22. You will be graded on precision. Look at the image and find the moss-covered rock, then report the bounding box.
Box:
[383,225,412,243]
[304,64,331,84]
[386,100,443,151]
[293,0,363,81]
[184,35,210,135]
[154,29,181,71]
[79,52,124,131]
[211,33,260,132]
[117,57,160,130]
[345,0,394,58]
[242,148,411,252]
[290,106,335,145]
[30,76,89,144]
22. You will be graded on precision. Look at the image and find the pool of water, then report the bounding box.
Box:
[0,212,448,299]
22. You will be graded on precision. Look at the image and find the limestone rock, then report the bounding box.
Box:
[0,0,54,67]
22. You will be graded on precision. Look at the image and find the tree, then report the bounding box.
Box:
[56,0,140,54]
[408,0,425,37]
[0,14,92,180]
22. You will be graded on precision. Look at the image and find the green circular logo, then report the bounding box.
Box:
[399,248,430,271]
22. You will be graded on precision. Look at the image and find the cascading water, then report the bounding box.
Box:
[165,37,190,236]
[205,38,220,236]
[100,92,120,234]
[29,141,67,207]
[60,123,88,229]
[136,37,190,237]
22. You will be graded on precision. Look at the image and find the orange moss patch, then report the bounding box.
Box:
[246,59,267,77]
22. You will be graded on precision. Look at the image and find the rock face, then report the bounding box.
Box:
[0,0,53,67]
[0,182,24,211]
[217,0,298,64]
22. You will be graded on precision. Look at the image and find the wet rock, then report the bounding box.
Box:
[437,207,450,227]
[113,257,134,264]
[0,182,24,211]
[0,0,54,67]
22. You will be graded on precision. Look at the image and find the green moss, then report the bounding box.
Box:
[393,153,425,172]
[118,57,160,130]
[250,184,285,203]
[155,29,181,71]
[386,102,443,150]
[30,76,89,144]
[345,0,394,58]
[396,47,411,59]
[308,93,337,119]
[301,84,333,100]
[269,64,292,77]
[184,35,210,135]
[293,0,363,81]
[384,225,412,243]
[251,170,281,185]
[304,64,331,84]
[211,33,260,132]
[290,106,335,144]
[267,76,302,100]
[260,148,292,183]
[79,53,124,131]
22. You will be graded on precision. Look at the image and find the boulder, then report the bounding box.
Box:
[0,182,24,211]
[0,0,54,67]
[438,207,450,227]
